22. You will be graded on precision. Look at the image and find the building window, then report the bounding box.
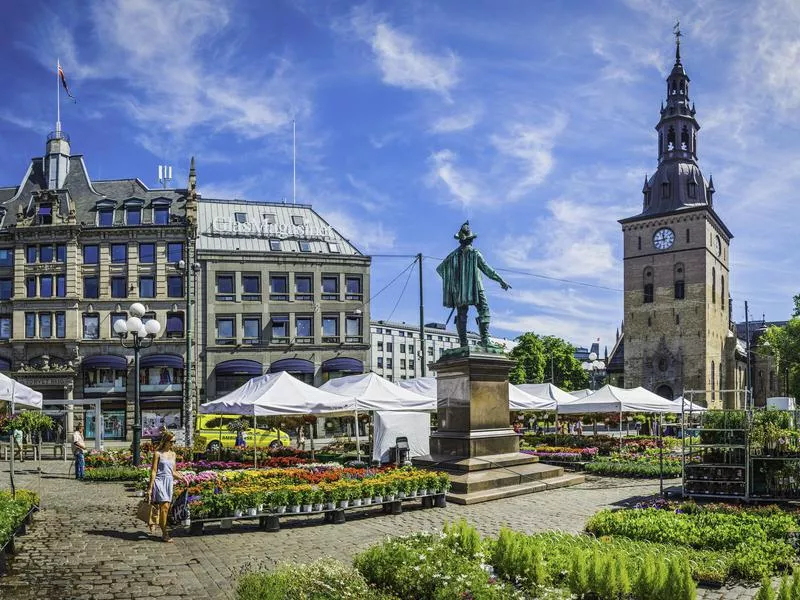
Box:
[37,204,52,225]
[26,276,36,298]
[0,279,12,300]
[98,208,114,226]
[409,359,415,370]
[295,275,313,301]
[322,315,339,341]
[686,229,690,243]
[166,312,184,338]
[387,342,393,352]
[292,215,305,226]
[126,206,141,225]
[110,277,127,298]
[26,245,36,263]
[661,182,669,199]
[643,284,654,304]
[110,312,127,337]
[377,341,383,351]
[243,316,261,345]
[270,314,289,342]
[270,275,289,301]
[0,249,12,267]
[83,245,99,264]
[39,245,54,263]
[39,313,52,338]
[400,359,406,369]
[139,243,155,264]
[711,267,716,304]
[377,357,383,368]
[215,317,235,345]
[269,239,282,251]
[263,213,276,224]
[25,312,35,338]
[400,344,406,353]
[322,276,339,300]
[299,241,312,252]
[83,314,100,339]
[408,343,415,354]
[386,358,393,369]
[216,274,235,301]
[345,276,362,300]
[111,243,127,263]
[345,316,362,342]
[40,275,53,298]
[428,347,434,356]
[328,242,341,253]
[56,244,66,263]
[139,276,155,298]
[167,242,183,264]
[153,205,169,225]
[167,275,183,297]
[674,263,685,300]
[55,312,67,337]
[84,276,99,299]
[687,181,697,198]
[295,316,313,341]
[234,212,247,224]
[242,275,261,301]
[0,316,12,339]
[721,275,725,307]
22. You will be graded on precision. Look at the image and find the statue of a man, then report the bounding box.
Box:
[437,222,511,347]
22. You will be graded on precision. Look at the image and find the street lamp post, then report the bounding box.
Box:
[113,302,162,467]
[583,352,604,391]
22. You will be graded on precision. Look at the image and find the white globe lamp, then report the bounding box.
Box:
[129,303,146,318]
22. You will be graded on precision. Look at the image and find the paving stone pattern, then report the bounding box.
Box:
[0,462,759,600]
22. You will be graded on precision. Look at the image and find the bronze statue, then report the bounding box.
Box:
[437,222,510,348]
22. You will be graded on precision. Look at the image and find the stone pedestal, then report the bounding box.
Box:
[413,349,584,504]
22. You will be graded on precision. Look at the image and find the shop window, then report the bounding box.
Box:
[141,366,183,390]
[84,368,127,393]
[85,410,127,441]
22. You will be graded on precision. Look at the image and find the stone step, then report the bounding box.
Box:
[447,462,568,494]
[446,473,585,505]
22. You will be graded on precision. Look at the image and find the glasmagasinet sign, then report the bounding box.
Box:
[210,217,334,240]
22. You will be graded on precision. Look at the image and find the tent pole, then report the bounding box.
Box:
[253,413,257,469]
[619,408,622,450]
[10,382,16,499]
[354,404,362,462]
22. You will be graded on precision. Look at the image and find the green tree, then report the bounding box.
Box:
[762,318,800,398]
[509,333,589,391]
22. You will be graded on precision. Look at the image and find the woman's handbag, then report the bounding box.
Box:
[136,499,154,523]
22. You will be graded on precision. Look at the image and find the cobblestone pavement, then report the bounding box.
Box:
[0,462,759,600]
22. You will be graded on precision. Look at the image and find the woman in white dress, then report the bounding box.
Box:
[147,429,176,542]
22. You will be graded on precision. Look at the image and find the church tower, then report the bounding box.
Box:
[619,29,733,406]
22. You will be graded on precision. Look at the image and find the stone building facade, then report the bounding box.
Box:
[0,130,192,440]
[618,38,740,408]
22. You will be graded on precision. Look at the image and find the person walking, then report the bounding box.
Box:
[235,429,245,448]
[72,423,86,479]
[147,429,176,542]
[12,427,24,462]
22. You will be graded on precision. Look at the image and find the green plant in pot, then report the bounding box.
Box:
[360,481,374,504]
[371,481,385,502]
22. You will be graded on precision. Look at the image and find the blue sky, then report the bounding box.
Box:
[0,0,797,350]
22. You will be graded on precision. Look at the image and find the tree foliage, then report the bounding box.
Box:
[508,332,589,391]
[762,317,800,398]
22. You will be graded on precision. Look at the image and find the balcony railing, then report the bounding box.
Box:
[84,382,126,394]
[141,383,182,394]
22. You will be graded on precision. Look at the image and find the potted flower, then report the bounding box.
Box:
[372,481,384,504]
[320,484,336,510]
[311,488,324,512]
[334,483,349,509]
[231,494,244,518]
[436,473,451,494]
[384,481,397,502]
[286,486,302,513]
[268,488,288,514]
[300,486,313,513]
[361,482,374,505]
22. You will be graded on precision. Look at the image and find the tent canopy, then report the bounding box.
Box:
[0,373,43,409]
[569,389,592,399]
[557,385,680,415]
[199,371,354,416]
[372,411,430,463]
[673,396,708,413]
[516,383,575,407]
[322,373,435,411]
[399,377,558,411]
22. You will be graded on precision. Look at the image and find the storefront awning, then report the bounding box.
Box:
[0,357,11,371]
[269,358,314,374]
[215,359,262,376]
[140,354,184,369]
[83,355,128,370]
[321,357,363,373]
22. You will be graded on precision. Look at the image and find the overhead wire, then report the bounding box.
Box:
[385,262,414,323]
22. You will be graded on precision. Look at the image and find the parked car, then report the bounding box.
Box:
[195,414,290,452]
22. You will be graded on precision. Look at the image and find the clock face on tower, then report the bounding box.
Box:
[653,228,675,250]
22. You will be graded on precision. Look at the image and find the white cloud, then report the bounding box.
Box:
[322,209,397,252]
[349,7,459,98]
[430,107,481,133]
[427,149,481,208]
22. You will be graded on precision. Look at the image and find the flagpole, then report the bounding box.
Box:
[56,59,61,135]
[292,118,296,205]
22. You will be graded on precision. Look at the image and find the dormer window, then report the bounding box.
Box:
[263,213,276,224]
[292,215,305,226]
[37,204,53,225]
[687,182,697,199]
[98,207,114,226]
[126,206,141,225]
[661,182,670,199]
[153,205,169,225]
[234,212,247,224]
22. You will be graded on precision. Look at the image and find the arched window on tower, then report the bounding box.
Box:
[711,361,716,401]
[686,228,690,243]
[712,267,716,304]
[692,132,697,157]
[637,236,642,251]
[667,127,676,151]
[662,182,670,199]
[643,268,654,304]
[681,126,690,151]
[687,181,697,198]
[674,263,685,300]
[721,275,725,308]
[679,80,685,94]
[659,132,663,158]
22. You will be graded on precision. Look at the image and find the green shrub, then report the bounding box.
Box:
[584,457,682,478]
[236,558,394,600]
[83,466,148,482]
[0,489,39,549]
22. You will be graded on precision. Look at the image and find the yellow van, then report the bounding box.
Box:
[196,414,290,452]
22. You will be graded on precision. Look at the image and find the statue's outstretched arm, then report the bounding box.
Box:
[477,253,511,290]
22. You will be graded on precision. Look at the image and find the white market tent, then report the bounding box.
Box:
[321,373,435,412]
[372,411,430,464]
[557,385,680,415]
[0,372,43,409]
[673,396,708,413]
[516,383,574,409]
[569,389,593,399]
[200,371,355,416]
[399,377,558,411]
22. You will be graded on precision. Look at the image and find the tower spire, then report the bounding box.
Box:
[673,19,682,64]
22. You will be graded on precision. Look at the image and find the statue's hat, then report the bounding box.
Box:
[454,221,477,242]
